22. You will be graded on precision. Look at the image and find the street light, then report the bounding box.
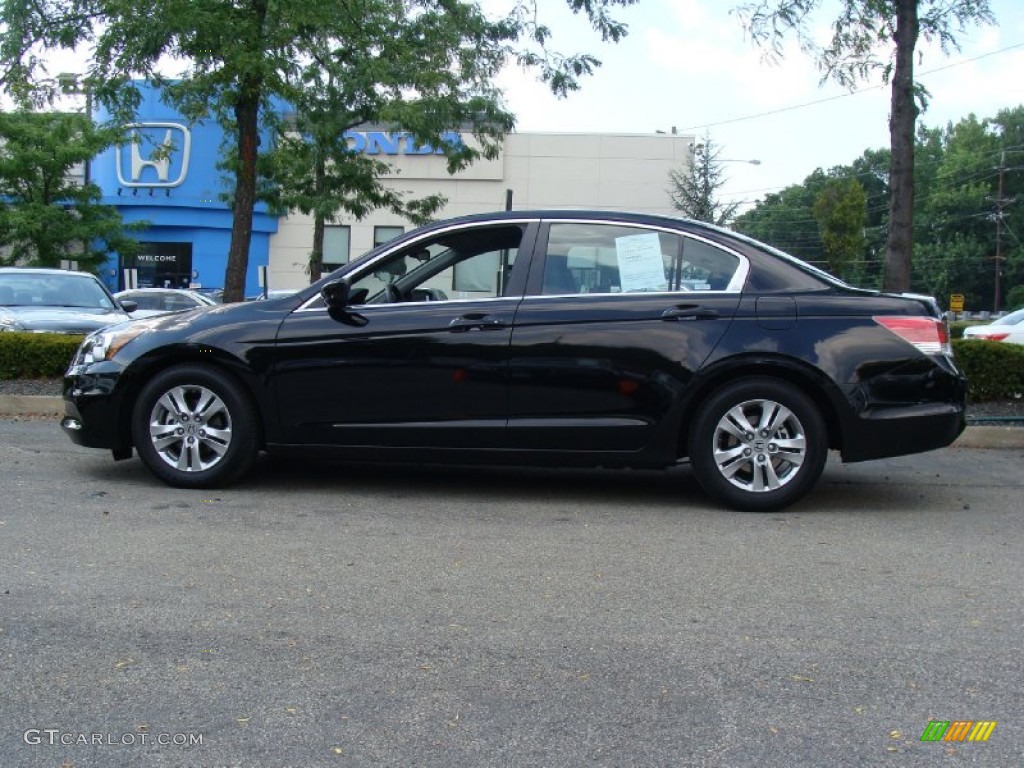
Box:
[57,73,92,187]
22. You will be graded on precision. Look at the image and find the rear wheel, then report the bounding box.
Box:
[689,378,827,511]
[131,365,259,488]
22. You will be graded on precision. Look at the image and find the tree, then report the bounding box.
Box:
[812,177,866,282]
[1,0,636,302]
[735,0,995,293]
[0,110,139,269]
[256,11,512,283]
[732,169,829,265]
[668,136,740,225]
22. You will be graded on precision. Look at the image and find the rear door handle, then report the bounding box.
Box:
[661,305,720,321]
[449,314,508,332]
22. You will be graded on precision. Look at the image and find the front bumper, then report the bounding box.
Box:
[61,367,130,453]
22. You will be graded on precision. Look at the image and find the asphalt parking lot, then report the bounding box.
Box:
[1,418,1021,767]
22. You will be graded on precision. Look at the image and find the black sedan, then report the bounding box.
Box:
[61,211,966,511]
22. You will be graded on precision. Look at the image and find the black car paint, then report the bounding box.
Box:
[62,210,966,477]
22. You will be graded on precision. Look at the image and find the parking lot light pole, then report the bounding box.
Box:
[57,73,92,187]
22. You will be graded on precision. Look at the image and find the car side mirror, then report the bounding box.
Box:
[321,279,351,309]
[120,300,138,313]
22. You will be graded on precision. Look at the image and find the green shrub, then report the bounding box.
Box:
[953,339,1024,402]
[1005,284,1024,311]
[0,332,84,379]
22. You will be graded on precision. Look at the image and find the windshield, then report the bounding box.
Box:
[0,273,117,310]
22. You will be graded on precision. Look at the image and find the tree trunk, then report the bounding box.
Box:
[883,0,919,293]
[223,91,261,303]
[310,155,326,283]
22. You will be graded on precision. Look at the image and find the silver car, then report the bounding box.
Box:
[0,267,134,334]
[114,288,218,318]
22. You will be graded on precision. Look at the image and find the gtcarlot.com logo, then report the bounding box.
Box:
[23,728,203,747]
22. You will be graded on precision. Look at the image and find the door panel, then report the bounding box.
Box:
[507,293,739,451]
[507,221,743,452]
[273,299,518,448]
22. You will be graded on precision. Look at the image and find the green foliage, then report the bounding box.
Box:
[734,105,1024,304]
[812,177,866,282]
[0,0,635,301]
[735,0,996,293]
[668,135,740,226]
[0,332,83,378]
[732,168,830,269]
[0,111,140,271]
[1006,285,1024,310]
[953,339,1024,402]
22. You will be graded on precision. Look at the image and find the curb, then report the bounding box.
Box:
[1,395,1022,449]
[0,395,64,418]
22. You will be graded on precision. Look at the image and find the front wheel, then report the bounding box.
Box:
[131,365,259,488]
[689,378,827,511]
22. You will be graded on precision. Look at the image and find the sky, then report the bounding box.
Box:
[493,0,1024,210]
[21,0,1024,212]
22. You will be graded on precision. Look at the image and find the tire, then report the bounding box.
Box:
[688,377,827,512]
[131,364,259,488]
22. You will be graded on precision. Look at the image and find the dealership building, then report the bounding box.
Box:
[90,85,695,295]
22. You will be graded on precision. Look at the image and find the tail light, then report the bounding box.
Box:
[971,332,1009,342]
[874,316,952,356]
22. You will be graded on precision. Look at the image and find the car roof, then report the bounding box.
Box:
[427,209,717,233]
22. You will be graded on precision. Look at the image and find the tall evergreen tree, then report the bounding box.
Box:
[668,136,740,226]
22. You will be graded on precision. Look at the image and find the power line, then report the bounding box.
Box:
[674,42,1024,134]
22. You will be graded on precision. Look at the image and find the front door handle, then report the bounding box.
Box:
[449,314,507,332]
[661,305,720,321]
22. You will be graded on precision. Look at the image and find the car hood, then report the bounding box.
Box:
[1,306,131,334]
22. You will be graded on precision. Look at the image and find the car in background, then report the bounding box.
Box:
[114,288,219,318]
[962,307,1024,345]
[61,210,967,511]
[194,287,225,303]
[246,289,301,301]
[0,267,135,334]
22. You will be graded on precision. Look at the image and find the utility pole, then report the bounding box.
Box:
[991,151,1010,313]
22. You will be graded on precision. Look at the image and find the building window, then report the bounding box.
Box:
[323,226,350,272]
[373,226,404,248]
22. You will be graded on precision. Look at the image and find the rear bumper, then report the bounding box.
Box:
[840,401,966,462]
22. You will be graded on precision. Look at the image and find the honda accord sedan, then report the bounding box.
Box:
[61,211,966,511]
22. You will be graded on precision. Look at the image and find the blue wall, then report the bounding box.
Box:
[92,84,279,295]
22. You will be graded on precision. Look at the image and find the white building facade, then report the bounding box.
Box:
[269,130,696,289]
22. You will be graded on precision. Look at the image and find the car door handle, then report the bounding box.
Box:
[661,305,720,321]
[448,314,507,332]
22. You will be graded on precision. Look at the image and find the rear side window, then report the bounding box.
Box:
[538,223,740,295]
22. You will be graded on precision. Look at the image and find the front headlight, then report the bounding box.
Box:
[76,324,149,365]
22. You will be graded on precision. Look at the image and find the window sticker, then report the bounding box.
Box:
[615,233,668,292]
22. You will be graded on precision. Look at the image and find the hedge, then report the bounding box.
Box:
[0,332,84,379]
[2,329,1022,403]
[951,339,1024,402]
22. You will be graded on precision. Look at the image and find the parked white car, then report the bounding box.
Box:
[962,307,1024,345]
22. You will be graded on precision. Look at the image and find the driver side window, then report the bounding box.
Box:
[347,225,523,304]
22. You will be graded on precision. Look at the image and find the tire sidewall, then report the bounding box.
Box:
[689,377,827,512]
[131,364,258,488]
